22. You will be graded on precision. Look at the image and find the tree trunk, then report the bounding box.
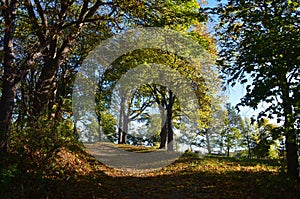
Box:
[0,0,18,154]
[205,130,212,154]
[32,58,59,117]
[167,124,173,151]
[0,80,18,153]
[167,91,175,151]
[281,75,299,179]
[226,139,230,157]
[98,117,102,142]
[159,125,167,149]
[282,97,299,178]
[122,114,129,144]
[159,105,167,149]
[118,95,125,144]
[227,146,230,157]
[166,104,173,151]
[285,137,298,178]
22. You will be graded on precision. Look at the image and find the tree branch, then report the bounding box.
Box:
[25,0,45,44]
[33,0,48,29]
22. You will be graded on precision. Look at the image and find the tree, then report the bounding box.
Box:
[0,0,17,154]
[101,112,117,142]
[240,117,256,158]
[0,0,119,153]
[96,1,212,149]
[221,103,242,157]
[252,118,278,159]
[205,108,227,154]
[91,0,209,148]
[22,1,117,116]
[113,85,154,144]
[203,67,227,154]
[1,0,205,153]
[150,84,176,151]
[214,0,299,178]
[98,30,215,150]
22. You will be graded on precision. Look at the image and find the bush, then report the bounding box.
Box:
[9,117,80,174]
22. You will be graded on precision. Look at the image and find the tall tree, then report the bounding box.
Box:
[215,0,299,178]
[22,0,117,117]
[0,0,19,154]
[205,108,227,154]
[240,117,256,158]
[0,0,119,153]
[221,103,242,156]
[98,33,214,149]
[93,0,207,147]
[2,0,203,153]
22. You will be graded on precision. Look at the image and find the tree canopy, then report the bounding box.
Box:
[214,0,299,178]
[0,2,299,196]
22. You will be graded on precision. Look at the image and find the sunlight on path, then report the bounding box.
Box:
[85,142,180,173]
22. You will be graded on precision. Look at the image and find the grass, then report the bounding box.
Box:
[1,144,299,199]
[114,143,158,153]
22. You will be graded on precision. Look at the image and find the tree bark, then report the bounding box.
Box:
[0,0,18,154]
[31,57,60,117]
[205,130,212,154]
[121,113,129,144]
[0,76,18,153]
[227,143,230,157]
[167,91,175,151]
[159,104,167,149]
[285,136,298,178]
[118,95,125,144]
[282,94,299,178]
[25,0,91,118]
[280,73,299,179]
[98,116,102,142]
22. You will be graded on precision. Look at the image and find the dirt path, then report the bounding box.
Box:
[85,142,180,173]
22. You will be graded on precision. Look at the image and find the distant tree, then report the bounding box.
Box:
[252,118,278,159]
[96,0,210,148]
[0,0,207,154]
[140,111,161,146]
[101,112,117,142]
[204,77,227,154]
[205,108,227,154]
[99,45,214,150]
[220,103,243,157]
[240,117,256,158]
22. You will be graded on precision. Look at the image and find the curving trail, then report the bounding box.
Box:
[85,142,180,173]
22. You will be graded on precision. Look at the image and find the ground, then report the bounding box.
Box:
[1,143,299,198]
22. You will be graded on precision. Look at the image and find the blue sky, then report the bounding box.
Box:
[205,0,226,7]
